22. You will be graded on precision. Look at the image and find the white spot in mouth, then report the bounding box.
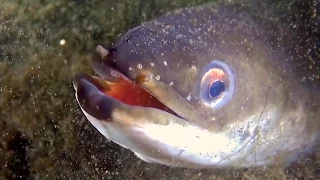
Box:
[59,39,66,46]
[164,61,168,66]
[169,82,174,86]
[186,93,192,101]
[138,64,143,69]
[155,75,161,81]
[129,67,133,71]
[150,63,155,67]
[161,53,164,56]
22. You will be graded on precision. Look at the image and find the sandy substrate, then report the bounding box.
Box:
[0,0,319,179]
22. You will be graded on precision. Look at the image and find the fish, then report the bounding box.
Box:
[73,5,320,168]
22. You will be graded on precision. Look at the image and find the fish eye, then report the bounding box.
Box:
[209,80,226,98]
[199,60,235,110]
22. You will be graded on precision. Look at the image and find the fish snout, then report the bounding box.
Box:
[73,73,120,121]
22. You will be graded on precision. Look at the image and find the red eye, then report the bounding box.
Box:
[203,68,225,81]
[201,68,227,98]
[199,60,235,109]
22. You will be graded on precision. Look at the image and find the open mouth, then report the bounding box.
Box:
[73,45,209,129]
[73,45,177,120]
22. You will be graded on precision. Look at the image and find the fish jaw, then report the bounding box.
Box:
[75,95,251,168]
[73,73,308,168]
[72,73,243,167]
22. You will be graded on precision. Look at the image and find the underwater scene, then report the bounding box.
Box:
[1,0,319,179]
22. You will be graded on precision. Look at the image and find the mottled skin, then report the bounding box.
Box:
[73,5,320,168]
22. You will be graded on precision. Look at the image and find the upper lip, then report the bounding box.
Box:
[73,45,180,121]
[73,45,211,129]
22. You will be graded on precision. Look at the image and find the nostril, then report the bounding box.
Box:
[96,45,109,60]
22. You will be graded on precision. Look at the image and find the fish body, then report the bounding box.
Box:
[73,5,320,168]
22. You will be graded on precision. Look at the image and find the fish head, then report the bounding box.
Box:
[73,6,319,168]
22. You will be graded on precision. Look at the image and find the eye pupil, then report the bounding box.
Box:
[209,80,226,98]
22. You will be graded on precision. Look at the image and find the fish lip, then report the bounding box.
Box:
[73,52,183,122]
[75,45,207,128]
[73,72,116,121]
[73,73,104,93]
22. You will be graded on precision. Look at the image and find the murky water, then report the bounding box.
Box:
[0,0,319,179]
